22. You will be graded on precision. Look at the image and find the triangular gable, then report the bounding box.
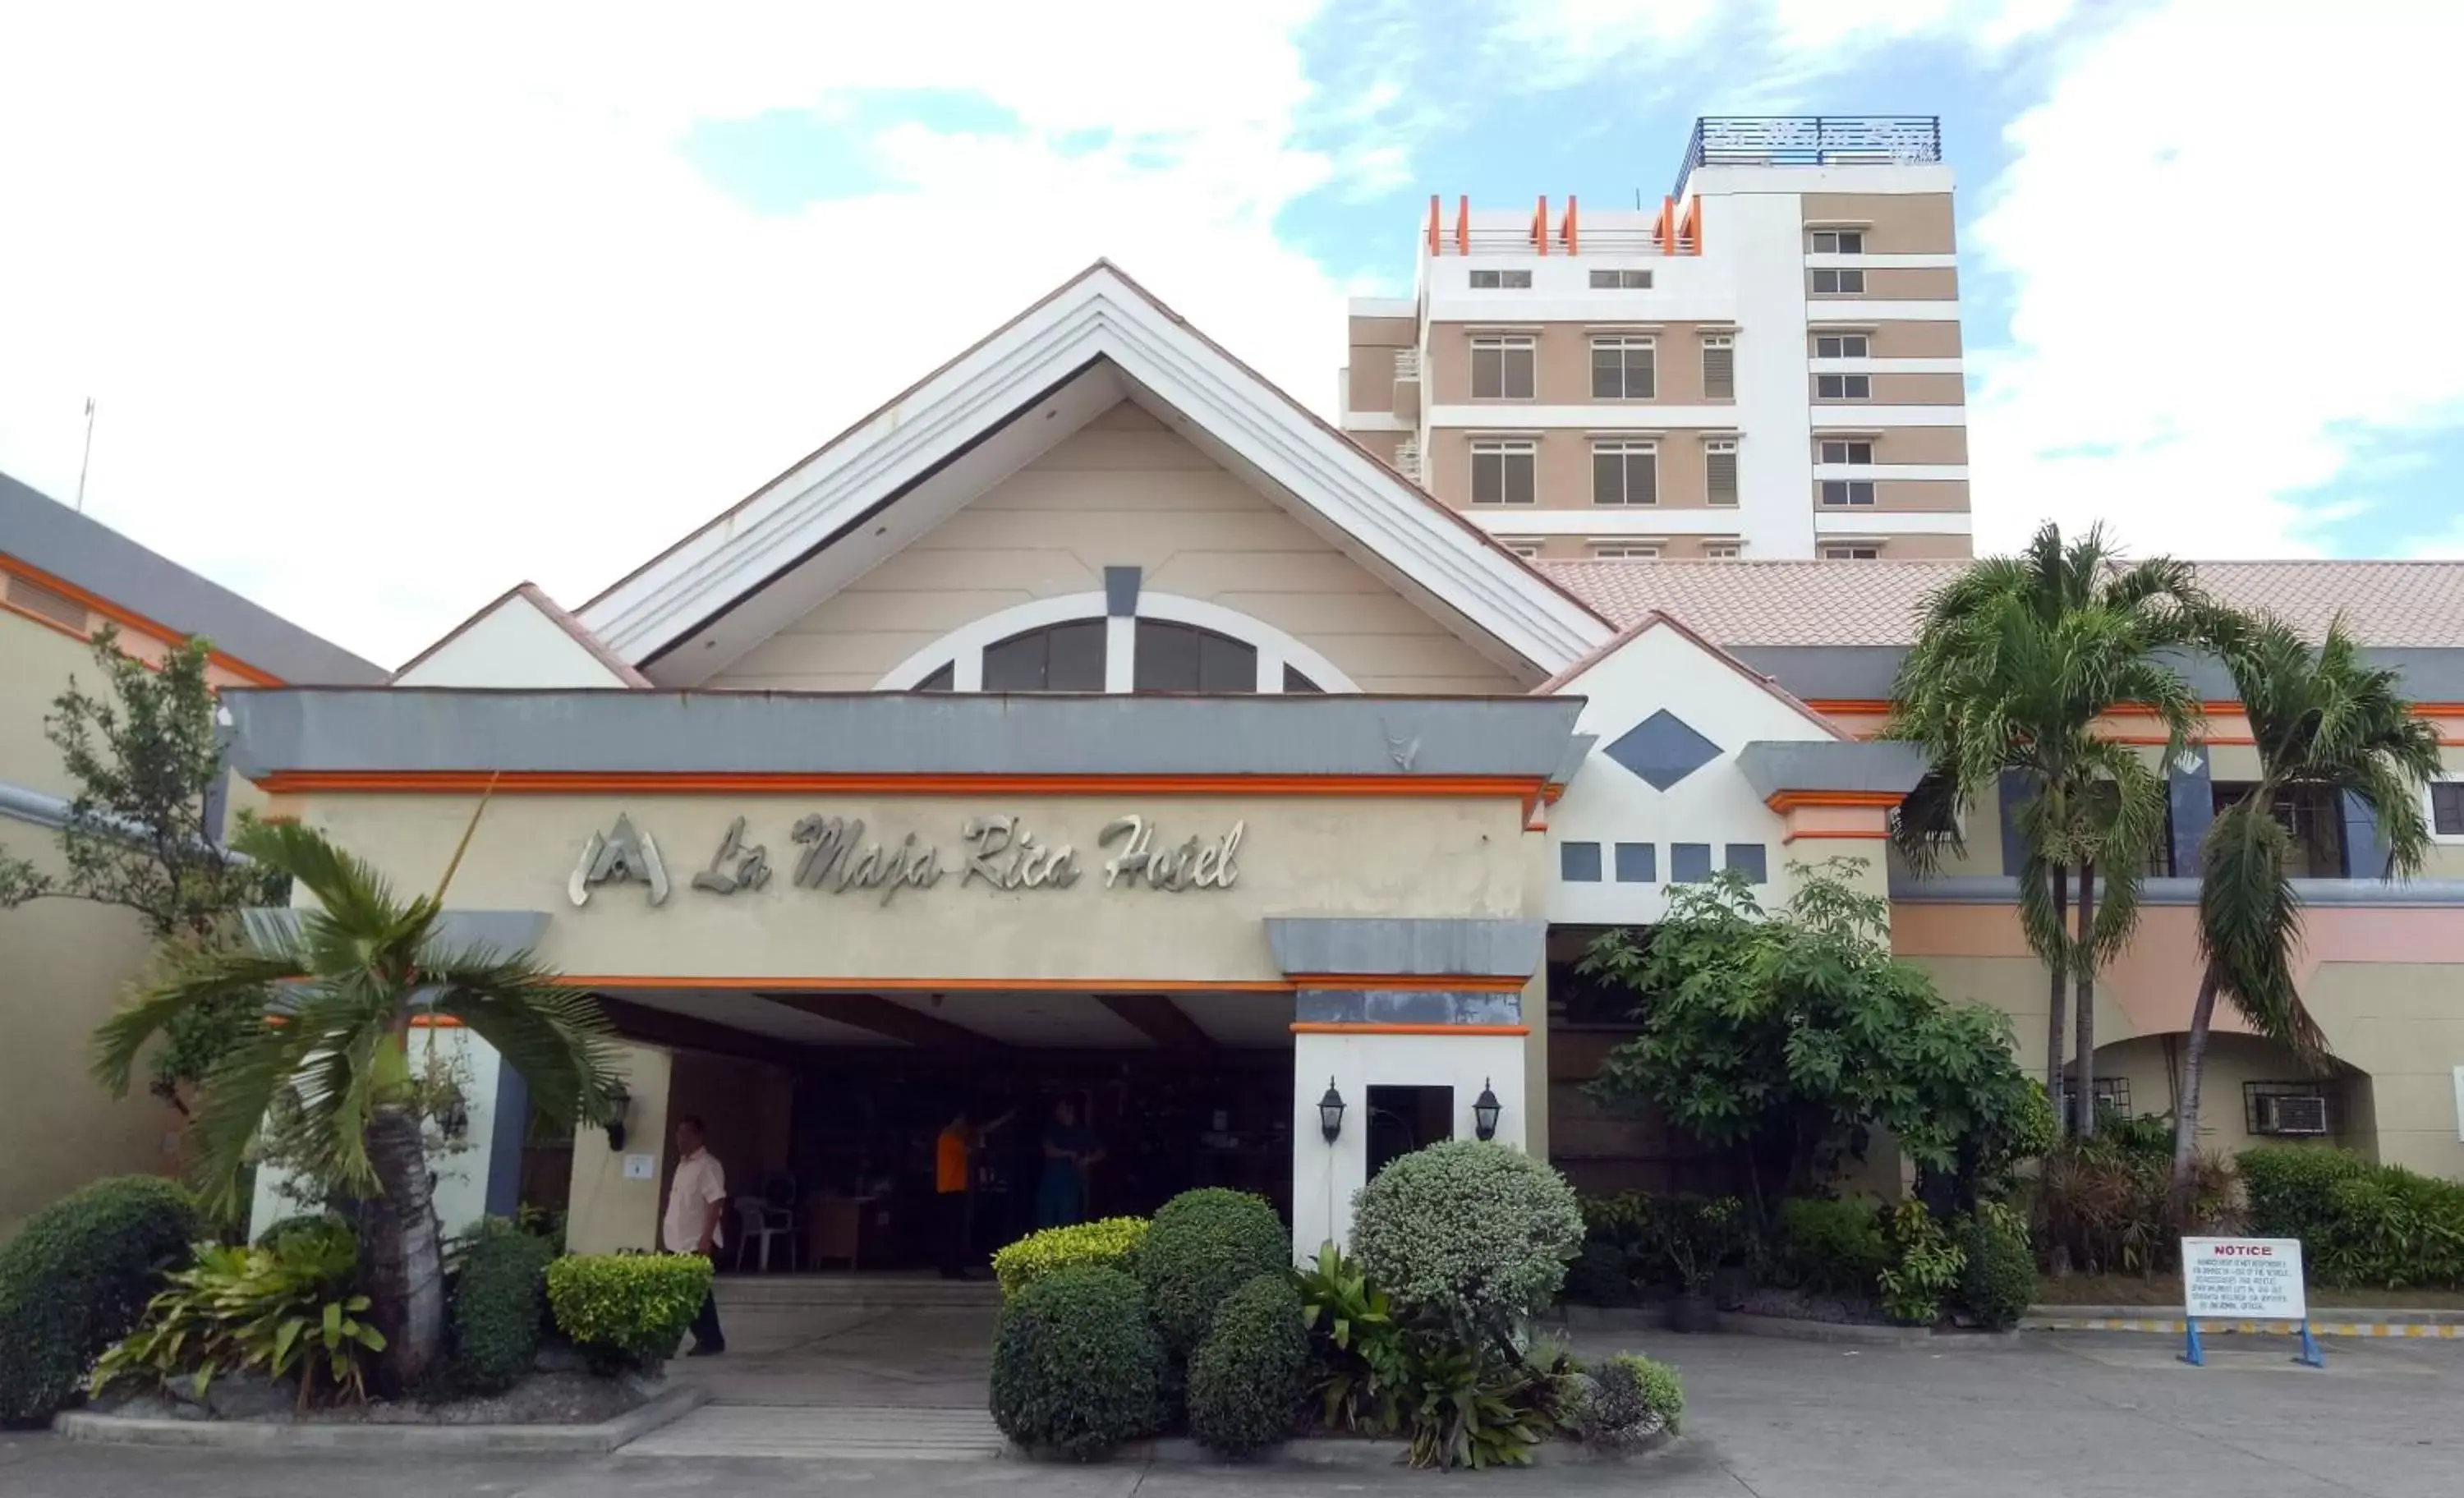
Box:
[1537,609,1849,742]
[574,261,1610,684]
[395,582,650,688]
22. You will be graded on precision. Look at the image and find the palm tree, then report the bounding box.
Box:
[94,816,620,1389]
[2171,613,2439,1206]
[1890,522,2204,1138]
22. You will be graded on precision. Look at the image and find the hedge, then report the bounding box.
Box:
[1774,1197,1891,1297]
[1133,1189,1289,1358]
[1957,1206,2033,1330]
[0,1176,198,1424]
[452,1217,555,1393]
[1350,1141,1583,1327]
[989,1266,1165,1459]
[1187,1274,1308,1458]
[2240,1145,2464,1290]
[991,1217,1150,1299]
[545,1252,711,1371]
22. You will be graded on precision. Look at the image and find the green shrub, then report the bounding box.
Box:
[1569,1351,1684,1446]
[1188,1274,1308,1458]
[991,1217,1150,1299]
[1399,1337,1547,1470]
[1957,1204,2034,1330]
[1876,1200,1965,1326]
[1295,1241,1405,1434]
[1774,1197,1889,1296]
[1133,1189,1288,1358]
[1652,1193,1748,1294]
[989,1266,1165,1460]
[545,1253,712,1372]
[450,1218,554,1394]
[1350,1142,1584,1331]
[2238,1145,2373,1243]
[91,1234,382,1408]
[0,1175,198,1424]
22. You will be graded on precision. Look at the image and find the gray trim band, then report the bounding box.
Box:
[1735,740,1926,799]
[1892,875,2464,908]
[1295,990,1523,1026]
[221,691,1587,781]
[1266,917,1545,979]
[1732,643,2464,706]
[240,908,550,956]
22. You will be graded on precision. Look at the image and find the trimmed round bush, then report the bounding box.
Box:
[992,1217,1150,1299]
[0,1175,197,1424]
[1349,1141,1583,1330]
[990,1266,1165,1460]
[1188,1273,1308,1458]
[1573,1352,1682,1445]
[1775,1196,1890,1296]
[1957,1208,2034,1330]
[546,1252,712,1372]
[1133,1188,1288,1358]
[452,1217,555,1394]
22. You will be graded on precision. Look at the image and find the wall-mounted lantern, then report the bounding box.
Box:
[604,1078,632,1152]
[1317,1078,1347,1143]
[1473,1079,1502,1142]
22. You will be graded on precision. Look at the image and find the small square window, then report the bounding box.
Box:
[1811,228,1865,255]
[1588,268,1653,289]
[1671,843,1713,883]
[1724,844,1768,883]
[1591,544,1662,559]
[1470,440,1537,505]
[1700,333,1735,400]
[1703,541,1741,559]
[1821,544,1882,561]
[1810,268,1867,296]
[1816,373,1872,401]
[1820,480,1877,506]
[1561,841,1603,882]
[1814,333,1870,359]
[1469,268,1533,289]
[1614,843,1657,883]
[1819,439,1875,465]
[1472,336,1536,399]
[2433,783,2464,837]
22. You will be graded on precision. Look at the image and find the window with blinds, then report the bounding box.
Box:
[1470,440,1537,504]
[1700,334,1735,399]
[1704,439,1739,506]
[1589,337,1656,399]
[1591,441,1657,506]
[1471,337,1536,399]
[4,573,88,631]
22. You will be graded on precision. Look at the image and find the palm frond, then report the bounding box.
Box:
[93,936,306,1098]
[2195,800,2326,1062]
[428,945,623,1127]
[232,820,405,938]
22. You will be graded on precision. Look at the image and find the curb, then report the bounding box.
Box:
[2024,1315,2463,1339]
[53,1382,709,1453]
[1716,1312,2020,1348]
[1110,1429,1676,1468]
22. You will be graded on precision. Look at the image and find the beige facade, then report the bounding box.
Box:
[1809,266,1960,301]
[1800,192,1957,251]
[1812,425,1969,463]
[710,403,1519,696]
[1429,429,1740,515]
[1808,321,1965,358]
[1811,372,1966,407]
[1427,322,1739,408]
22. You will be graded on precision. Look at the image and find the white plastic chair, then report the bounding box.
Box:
[733,1195,798,1273]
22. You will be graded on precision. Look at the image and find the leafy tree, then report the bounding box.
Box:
[92,818,621,1390]
[0,627,284,1105]
[1579,861,2052,1220]
[2172,613,2439,1209]
[1889,522,2204,1138]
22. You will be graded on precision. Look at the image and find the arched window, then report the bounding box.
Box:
[1133,620,1256,692]
[877,592,1358,694]
[982,620,1107,692]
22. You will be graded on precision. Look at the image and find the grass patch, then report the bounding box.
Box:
[2036,1275,2464,1311]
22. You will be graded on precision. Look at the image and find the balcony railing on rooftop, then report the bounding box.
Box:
[1673,116,1942,199]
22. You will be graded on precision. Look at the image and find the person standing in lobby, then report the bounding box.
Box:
[664,1115,729,1356]
[935,1101,1014,1279]
[1035,1098,1100,1229]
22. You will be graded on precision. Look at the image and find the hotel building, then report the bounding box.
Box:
[1340,117,1970,563]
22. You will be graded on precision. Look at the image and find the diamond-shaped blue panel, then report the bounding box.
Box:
[1603,710,1722,790]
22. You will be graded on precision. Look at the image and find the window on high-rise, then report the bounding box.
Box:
[1810,228,1865,254]
[1816,373,1872,400]
[1590,337,1656,399]
[1591,440,1657,506]
[1588,269,1653,289]
[1820,543,1882,561]
[1820,480,1877,506]
[1470,440,1537,504]
[1811,269,1866,295]
[1469,268,1533,289]
[1814,333,1870,359]
[1819,439,1875,465]
[1590,542,1661,559]
[1704,438,1739,506]
[1700,334,1735,399]
[1471,336,1536,399]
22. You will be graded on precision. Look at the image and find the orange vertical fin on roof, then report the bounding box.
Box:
[1533,195,1548,255]
[1426,194,1441,255]
[1563,195,1579,255]
[1678,195,1703,255]
[1455,195,1469,255]
[1657,196,1677,256]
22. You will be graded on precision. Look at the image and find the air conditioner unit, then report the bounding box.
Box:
[2258,1093,2329,1136]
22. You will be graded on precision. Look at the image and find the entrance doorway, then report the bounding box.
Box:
[1365,1084,1454,1183]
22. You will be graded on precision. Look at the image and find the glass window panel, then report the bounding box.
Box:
[914,662,955,692]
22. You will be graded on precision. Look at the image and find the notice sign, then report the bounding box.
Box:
[2181,1237,2307,1320]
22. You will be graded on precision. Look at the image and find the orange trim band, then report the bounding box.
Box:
[563,975,1295,995]
[0,555,282,686]
[253,770,1548,798]
[1767,789,1905,811]
[1289,1022,1529,1036]
[1285,974,1528,993]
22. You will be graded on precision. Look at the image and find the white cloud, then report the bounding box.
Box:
[1501,0,2072,93]
[0,1,1342,667]
[1967,0,2464,560]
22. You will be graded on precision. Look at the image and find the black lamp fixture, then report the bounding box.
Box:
[1473,1079,1503,1142]
[434,1089,470,1142]
[603,1078,632,1152]
[1317,1078,1347,1143]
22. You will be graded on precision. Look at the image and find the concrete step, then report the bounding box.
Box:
[712,1274,1000,1312]
[622,1404,1007,1460]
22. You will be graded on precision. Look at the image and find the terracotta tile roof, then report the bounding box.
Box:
[1538,560,2464,649]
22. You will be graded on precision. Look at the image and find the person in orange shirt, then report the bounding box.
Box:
[935,1101,1014,1280]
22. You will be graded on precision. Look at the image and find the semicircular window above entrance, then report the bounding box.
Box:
[881,591,1355,695]
[983,620,1108,692]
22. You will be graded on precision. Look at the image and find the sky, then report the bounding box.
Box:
[2,0,2460,669]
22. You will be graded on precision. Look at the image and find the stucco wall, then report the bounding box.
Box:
[706,402,1519,696]
[565,1041,673,1255]
[288,790,1534,987]
[1291,1028,1529,1254]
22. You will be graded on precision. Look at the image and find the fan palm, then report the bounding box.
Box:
[93,816,620,1388]
[2171,613,2439,1206]
[1890,522,2204,1137]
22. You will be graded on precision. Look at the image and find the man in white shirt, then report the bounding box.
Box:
[662,1114,729,1356]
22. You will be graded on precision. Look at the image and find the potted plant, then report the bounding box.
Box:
[1656,1196,1742,1333]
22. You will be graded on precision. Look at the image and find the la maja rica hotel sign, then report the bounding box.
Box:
[568,811,1248,909]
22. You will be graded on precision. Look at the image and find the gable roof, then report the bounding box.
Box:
[393,582,651,687]
[1541,558,2464,647]
[575,260,1611,682]
[1536,609,1848,740]
[1,470,384,685]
